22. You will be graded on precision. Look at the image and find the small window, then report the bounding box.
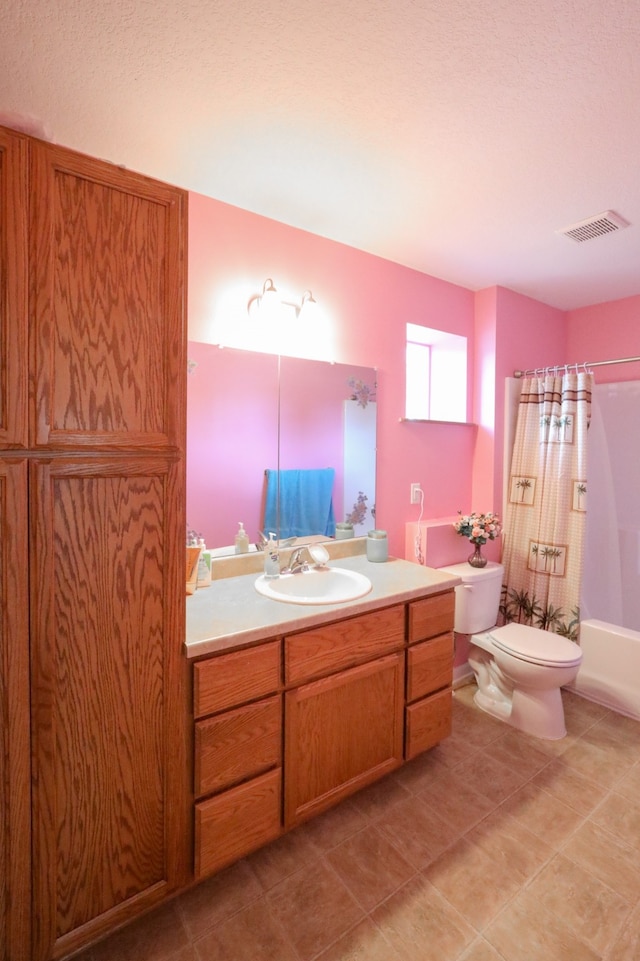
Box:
[405,324,467,422]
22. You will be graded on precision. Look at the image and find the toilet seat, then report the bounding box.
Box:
[487,623,582,668]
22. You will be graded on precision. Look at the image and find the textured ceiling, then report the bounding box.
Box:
[2,0,640,310]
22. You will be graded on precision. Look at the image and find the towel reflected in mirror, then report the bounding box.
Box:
[264,468,336,539]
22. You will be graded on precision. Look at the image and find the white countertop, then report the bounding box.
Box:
[185,554,461,659]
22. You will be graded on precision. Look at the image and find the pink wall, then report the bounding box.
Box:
[189,191,475,559]
[493,286,567,378]
[471,287,498,531]
[469,287,566,563]
[188,190,639,566]
[493,287,567,523]
[566,295,640,383]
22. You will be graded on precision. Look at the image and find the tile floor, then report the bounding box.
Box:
[77,685,640,961]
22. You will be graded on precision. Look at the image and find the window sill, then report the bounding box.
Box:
[399,418,476,426]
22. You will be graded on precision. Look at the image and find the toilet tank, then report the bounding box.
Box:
[438,561,504,634]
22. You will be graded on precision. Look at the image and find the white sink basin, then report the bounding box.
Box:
[254,566,372,605]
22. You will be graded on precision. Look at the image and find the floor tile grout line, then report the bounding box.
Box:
[303,861,427,961]
[175,861,266,943]
[261,886,311,961]
[517,851,638,960]
[75,686,640,961]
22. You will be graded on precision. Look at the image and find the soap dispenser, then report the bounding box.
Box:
[196,536,212,587]
[234,522,249,554]
[263,533,280,578]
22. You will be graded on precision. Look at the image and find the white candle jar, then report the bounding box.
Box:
[366,529,388,562]
[335,523,354,540]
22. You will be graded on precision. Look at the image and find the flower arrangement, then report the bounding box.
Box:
[453,511,502,545]
[345,491,369,527]
[348,377,376,408]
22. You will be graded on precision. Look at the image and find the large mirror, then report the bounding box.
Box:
[187,342,377,555]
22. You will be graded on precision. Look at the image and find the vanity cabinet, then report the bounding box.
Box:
[188,591,454,880]
[193,642,283,878]
[0,124,188,961]
[405,593,455,759]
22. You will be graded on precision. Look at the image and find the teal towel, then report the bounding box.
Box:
[264,469,336,538]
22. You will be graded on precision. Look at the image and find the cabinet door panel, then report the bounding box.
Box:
[284,652,404,828]
[0,461,30,960]
[30,142,186,449]
[29,456,189,960]
[0,126,28,448]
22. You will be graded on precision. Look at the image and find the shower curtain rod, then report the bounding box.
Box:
[513,355,640,378]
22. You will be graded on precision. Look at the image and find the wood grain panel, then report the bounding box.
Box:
[0,125,28,448]
[406,632,454,703]
[0,461,31,961]
[284,652,404,827]
[194,695,281,798]
[407,591,455,643]
[405,688,452,760]
[30,456,188,958]
[195,768,282,879]
[29,141,186,450]
[193,641,281,719]
[285,604,405,686]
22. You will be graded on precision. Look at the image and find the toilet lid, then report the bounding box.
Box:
[487,623,583,667]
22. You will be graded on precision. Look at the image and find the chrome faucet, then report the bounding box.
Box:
[256,532,297,552]
[281,547,309,575]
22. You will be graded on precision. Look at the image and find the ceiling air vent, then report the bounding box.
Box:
[558,210,630,243]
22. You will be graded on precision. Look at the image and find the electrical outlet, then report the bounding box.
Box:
[410,483,422,504]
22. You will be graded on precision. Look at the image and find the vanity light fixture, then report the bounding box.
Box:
[247,277,279,317]
[247,279,318,319]
[297,289,317,319]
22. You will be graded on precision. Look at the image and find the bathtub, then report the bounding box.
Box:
[568,619,640,720]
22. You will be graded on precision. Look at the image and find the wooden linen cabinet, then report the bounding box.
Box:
[0,123,189,961]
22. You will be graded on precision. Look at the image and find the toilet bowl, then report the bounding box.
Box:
[470,622,582,739]
[439,561,583,739]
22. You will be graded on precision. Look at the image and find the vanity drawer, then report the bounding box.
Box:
[406,633,454,703]
[194,768,282,878]
[194,695,282,799]
[405,687,452,760]
[285,604,405,685]
[408,591,455,644]
[193,640,281,719]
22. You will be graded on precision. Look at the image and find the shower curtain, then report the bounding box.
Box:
[501,371,593,639]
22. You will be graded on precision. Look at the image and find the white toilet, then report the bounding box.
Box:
[439,561,583,739]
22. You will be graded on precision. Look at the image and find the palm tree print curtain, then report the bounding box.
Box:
[501,371,593,639]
